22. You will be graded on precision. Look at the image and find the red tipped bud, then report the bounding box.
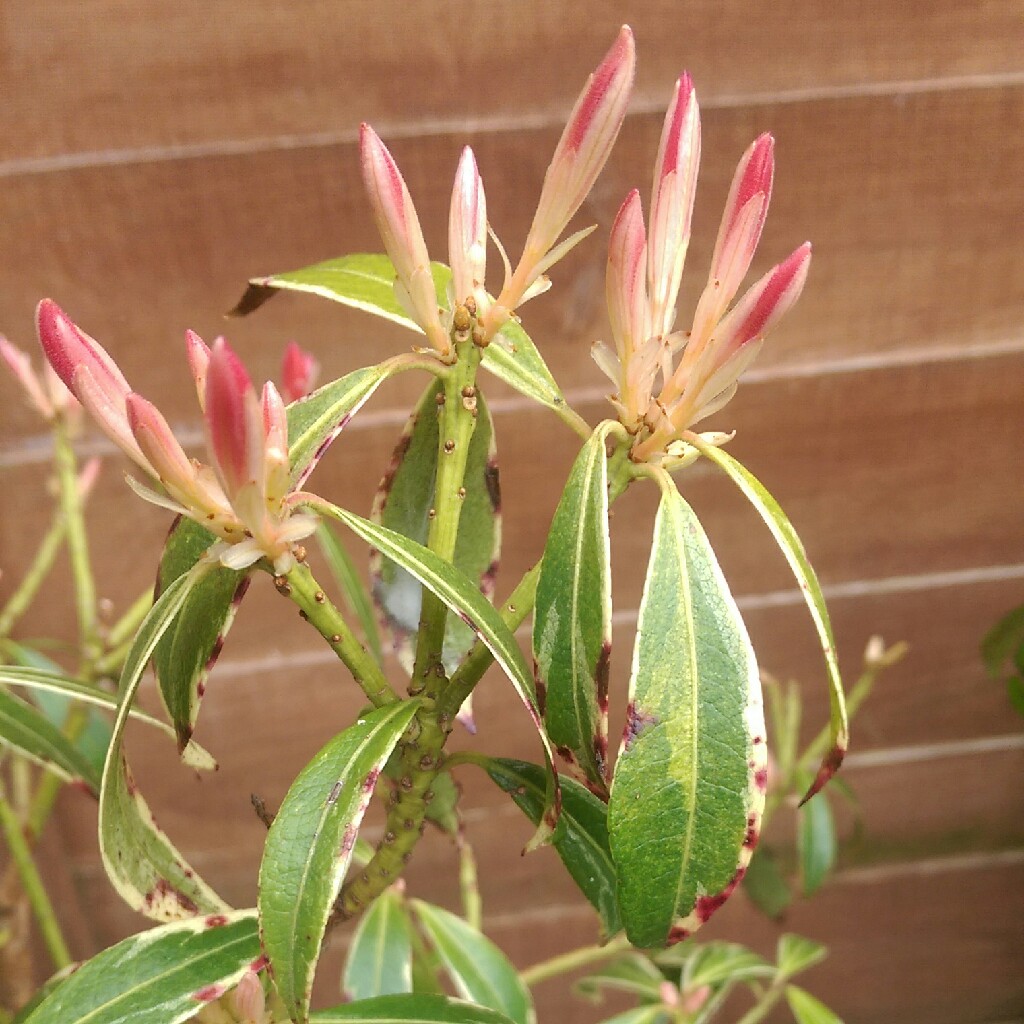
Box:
[280,341,319,403]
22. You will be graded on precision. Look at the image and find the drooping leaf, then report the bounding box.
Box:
[232,254,567,414]
[479,757,621,937]
[785,985,844,1024]
[775,934,828,979]
[742,846,793,919]
[412,901,534,1024]
[312,994,517,1024]
[22,911,260,1024]
[797,790,837,896]
[0,667,215,771]
[259,700,420,1024]
[534,427,613,791]
[343,888,415,1000]
[317,502,560,846]
[372,379,500,676]
[0,688,102,791]
[99,559,229,921]
[316,523,383,662]
[607,484,765,947]
[2,641,111,773]
[684,438,847,804]
[154,517,250,751]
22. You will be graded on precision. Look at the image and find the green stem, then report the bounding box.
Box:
[0,511,67,639]
[105,589,154,649]
[0,791,71,970]
[519,933,631,987]
[457,831,481,931]
[276,561,398,708]
[733,979,788,1024]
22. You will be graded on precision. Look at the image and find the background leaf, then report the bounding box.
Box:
[742,846,793,919]
[534,428,612,790]
[342,888,415,1000]
[372,379,500,676]
[479,757,621,937]
[775,934,828,979]
[23,911,260,1024]
[607,485,765,947]
[797,790,837,896]
[316,523,383,662]
[259,700,419,1024]
[785,985,844,1024]
[412,901,535,1024]
[312,993,517,1024]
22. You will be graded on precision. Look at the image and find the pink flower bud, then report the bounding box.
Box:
[448,147,488,310]
[204,338,262,500]
[126,393,199,500]
[186,330,211,411]
[0,335,54,419]
[647,73,700,338]
[280,341,319,403]
[606,189,649,368]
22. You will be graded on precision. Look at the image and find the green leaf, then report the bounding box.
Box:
[680,942,773,988]
[22,911,260,1024]
[318,502,560,846]
[412,901,534,1024]
[534,427,613,790]
[343,888,415,1000]
[980,603,1024,677]
[785,985,844,1024]
[154,517,250,751]
[287,364,390,487]
[312,994,517,1024]
[797,791,837,896]
[0,667,215,771]
[742,846,793,919]
[607,484,765,947]
[372,380,500,676]
[776,934,828,979]
[684,438,848,805]
[423,769,462,835]
[99,559,229,920]
[0,688,101,791]
[574,957,665,1002]
[593,1009,672,1024]
[233,254,567,414]
[259,700,420,1024]
[317,523,383,663]
[479,757,621,938]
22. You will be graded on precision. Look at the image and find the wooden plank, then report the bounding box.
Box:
[2,83,1023,442]
[4,1,1021,162]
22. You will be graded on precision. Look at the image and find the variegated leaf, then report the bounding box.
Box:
[533,427,613,791]
[372,379,500,677]
[312,994,517,1024]
[607,484,765,947]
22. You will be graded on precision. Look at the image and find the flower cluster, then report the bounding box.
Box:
[360,25,636,358]
[594,75,811,462]
[36,300,317,574]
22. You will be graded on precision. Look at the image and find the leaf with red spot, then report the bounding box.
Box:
[371,379,500,680]
[533,426,615,793]
[99,558,230,922]
[607,481,765,947]
[258,700,420,1024]
[21,910,260,1024]
[683,437,848,803]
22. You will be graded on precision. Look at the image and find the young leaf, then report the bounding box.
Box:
[478,757,621,938]
[0,667,215,770]
[592,1009,672,1024]
[154,517,250,751]
[22,911,260,1024]
[797,791,837,896]
[574,956,665,1002]
[412,901,535,1024]
[316,523,383,662]
[607,484,766,947]
[232,254,567,415]
[99,559,229,921]
[534,426,613,791]
[776,934,828,979]
[342,888,415,1000]
[312,994,517,1024]
[317,503,560,847]
[372,380,500,676]
[258,700,420,1024]
[683,438,848,804]
[0,688,102,791]
[680,942,773,988]
[785,985,844,1024]
[742,846,793,919]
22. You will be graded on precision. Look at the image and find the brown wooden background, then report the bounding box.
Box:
[2,2,1023,1021]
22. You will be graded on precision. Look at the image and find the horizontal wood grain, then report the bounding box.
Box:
[4,1,1022,163]
[2,83,1023,442]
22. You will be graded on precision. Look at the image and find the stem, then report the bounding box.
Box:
[733,979,788,1024]
[105,588,154,648]
[0,511,67,639]
[0,791,71,970]
[457,831,481,931]
[276,561,398,708]
[520,932,632,987]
